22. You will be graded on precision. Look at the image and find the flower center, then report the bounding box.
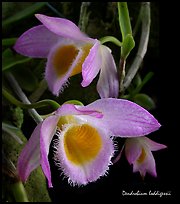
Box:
[57,115,76,130]
[53,45,78,77]
[137,148,146,163]
[63,124,102,165]
[53,43,92,78]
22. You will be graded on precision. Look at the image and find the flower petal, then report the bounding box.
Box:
[35,14,90,41]
[40,115,59,188]
[133,150,157,177]
[81,40,102,87]
[143,137,167,151]
[127,137,161,177]
[54,123,114,185]
[14,25,58,58]
[45,40,84,96]
[97,45,119,98]
[17,123,42,182]
[86,98,161,137]
[55,103,103,118]
[125,138,142,164]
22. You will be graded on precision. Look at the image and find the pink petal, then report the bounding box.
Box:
[97,45,119,98]
[14,25,58,58]
[144,137,167,151]
[86,98,161,137]
[55,103,103,118]
[40,115,59,188]
[81,40,102,87]
[125,138,142,164]
[35,14,90,41]
[133,150,157,177]
[17,123,42,182]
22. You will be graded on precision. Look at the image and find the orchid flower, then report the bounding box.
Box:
[13,14,119,98]
[17,98,161,187]
[125,137,167,178]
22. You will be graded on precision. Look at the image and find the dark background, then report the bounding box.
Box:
[2,2,178,202]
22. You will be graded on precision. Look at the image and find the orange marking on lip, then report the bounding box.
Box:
[53,43,93,78]
[64,124,102,165]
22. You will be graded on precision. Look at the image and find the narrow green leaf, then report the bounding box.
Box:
[2,2,47,27]
[121,34,135,59]
[2,49,31,72]
[133,71,154,94]
[134,93,156,110]
[118,2,132,40]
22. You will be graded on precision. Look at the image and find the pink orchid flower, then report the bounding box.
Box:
[13,14,119,98]
[125,137,167,178]
[17,98,161,187]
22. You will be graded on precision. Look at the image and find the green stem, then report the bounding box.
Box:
[99,36,122,47]
[117,2,132,40]
[78,2,90,32]
[3,88,60,111]
[123,2,151,91]
[5,72,42,124]
[11,181,29,202]
[117,2,134,96]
